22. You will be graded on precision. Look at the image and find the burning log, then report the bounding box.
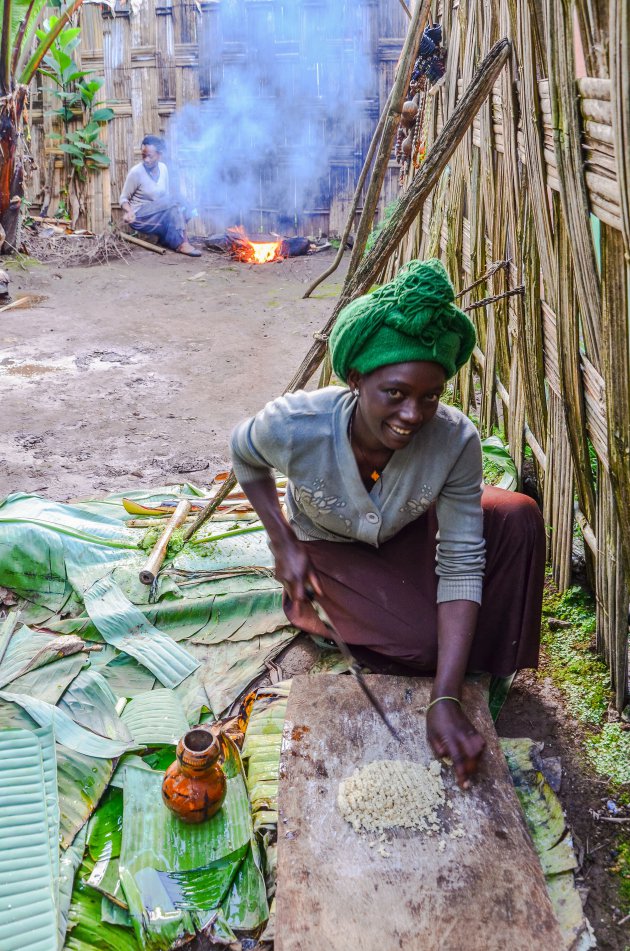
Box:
[227,226,283,264]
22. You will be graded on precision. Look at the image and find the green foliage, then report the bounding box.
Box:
[40,18,112,181]
[365,201,397,256]
[541,579,630,784]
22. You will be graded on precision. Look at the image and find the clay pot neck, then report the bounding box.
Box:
[177,728,222,773]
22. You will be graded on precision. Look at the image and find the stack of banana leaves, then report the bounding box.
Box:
[0,474,591,950]
[0,479,294,950]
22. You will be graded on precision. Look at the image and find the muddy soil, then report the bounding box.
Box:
[1,246,627,949]
[0,247,345,501]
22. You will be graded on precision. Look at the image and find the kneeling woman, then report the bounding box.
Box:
[230,259,545,787]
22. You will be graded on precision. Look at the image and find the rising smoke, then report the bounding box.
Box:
[167,0,375,235]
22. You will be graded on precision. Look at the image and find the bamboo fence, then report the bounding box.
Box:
[27,0,410,235]
[386,0,629,711]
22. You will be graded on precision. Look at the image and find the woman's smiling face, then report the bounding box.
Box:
[347,360,447,452]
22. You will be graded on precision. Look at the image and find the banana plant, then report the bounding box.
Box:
[0,0,111,252]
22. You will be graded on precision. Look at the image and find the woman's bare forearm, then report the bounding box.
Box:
[239,473,295,547]
[432,600,479,700]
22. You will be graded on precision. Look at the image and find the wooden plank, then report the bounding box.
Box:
[276,675,564,951]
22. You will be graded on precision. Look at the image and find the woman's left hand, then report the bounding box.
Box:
[426,700,486,789]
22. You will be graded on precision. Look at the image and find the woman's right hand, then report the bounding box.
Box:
[270,536,322,603]
[123,208,135,224]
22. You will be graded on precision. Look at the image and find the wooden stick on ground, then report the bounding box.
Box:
[119,233,166,254]
[185,38,512,545]
[139,499,192,585]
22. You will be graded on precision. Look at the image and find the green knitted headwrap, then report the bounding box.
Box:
[330,258,476,382]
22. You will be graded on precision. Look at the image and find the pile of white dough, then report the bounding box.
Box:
[337,759,445,834]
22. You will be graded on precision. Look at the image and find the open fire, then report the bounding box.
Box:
[227,226,283,264]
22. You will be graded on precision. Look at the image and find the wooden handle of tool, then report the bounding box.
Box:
[139,499,192,585]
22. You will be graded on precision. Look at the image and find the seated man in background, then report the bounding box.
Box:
[120,135,201,257]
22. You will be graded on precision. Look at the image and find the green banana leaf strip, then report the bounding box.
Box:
[57,746,114,849]
[119,736,268,949]
[480,436,518,491]
[59,826,87,949]
[242,687,289,835]
[0,652,86,707]
[0,494,140,612]
[203,628,297,718]
[190,587,286,645]
[0,623,85,688]
[221,834,269,932]
[0,726,59,951]
[100,655,157,699]
[120,689,190,746]
[502,739,592,949]
[87,787,123,862]
[83,577,199,688]
[0,690,133,758]
[64,856,139,951]
[87,850,127,908]
[58,669,132,743]
[100,896,133,929]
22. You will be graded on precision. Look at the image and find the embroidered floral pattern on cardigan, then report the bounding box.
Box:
[400,483,434,517]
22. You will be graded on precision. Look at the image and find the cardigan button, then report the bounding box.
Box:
[365,512,380,524]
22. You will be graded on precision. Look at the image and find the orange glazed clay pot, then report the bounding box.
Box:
[162,728,227,824]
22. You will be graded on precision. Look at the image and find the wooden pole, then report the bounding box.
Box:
[284,38,512,394]
[119,233,166,254]
[346,0,432,276]
[185,38,511,544]
[139,499,192,585]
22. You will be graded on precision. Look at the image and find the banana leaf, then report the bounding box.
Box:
[47,573,284,646]
[64,856,139,951]
[173,527,274,573]
[0,493,140,612]
[86,787,123,862]
[99,655,156,699]
[120,689,189,746]
[241,686,289,834]
[0,690,134,758]
[0,726,59,951]
[57,669,132,743]
[190,586,286,645]
[480,436,518,491]
[59,826,87,948]
[100,897,132,928]
[203,628,296,718]
[57,746,114,849]
[119,736,268,949]
[0,623,85,688]
[502,739,593,950]
[0,652,86,705]
[83,577,199,688]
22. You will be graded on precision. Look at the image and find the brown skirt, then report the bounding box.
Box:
[284,486,545,677]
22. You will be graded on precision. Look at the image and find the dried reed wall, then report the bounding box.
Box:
[388,0,629,709]
[28,0,408,236]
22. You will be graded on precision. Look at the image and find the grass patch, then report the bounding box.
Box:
[541,579,630,784]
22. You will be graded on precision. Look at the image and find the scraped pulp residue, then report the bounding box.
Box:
[338,759,445,835]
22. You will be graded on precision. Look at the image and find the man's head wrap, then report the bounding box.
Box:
[329,258,476,382]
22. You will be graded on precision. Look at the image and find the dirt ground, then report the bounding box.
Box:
[0,246,343,501]
[1,245,628,950]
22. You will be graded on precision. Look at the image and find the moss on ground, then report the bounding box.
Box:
[541,579,630,785]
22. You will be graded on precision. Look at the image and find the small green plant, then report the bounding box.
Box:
[541,579,630,784]
[365,201,397,256]
[39,18,114,183]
